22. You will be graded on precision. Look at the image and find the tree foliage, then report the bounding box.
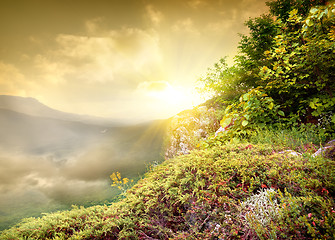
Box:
[200,0,335,136]
[260,4,335,129]
[236,15,278,88]
[266,0,329,22]
[198,57,245,101]
[218,88,284,139]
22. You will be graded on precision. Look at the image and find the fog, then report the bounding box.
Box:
[0,149,107,200]
[0,115,168,230]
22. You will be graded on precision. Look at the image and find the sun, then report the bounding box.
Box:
[148,83,203,110]
[136,80,205,118]
[151,85,184,104]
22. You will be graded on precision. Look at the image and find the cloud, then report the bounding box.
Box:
[85,17,105,34]
[187,0,208,9]
[172,18,200,35]
[33,26,162,86]
[206,10,239,34]
[0,62,34,97]
[0,143,129,203]
[0,152,56,193]
[145,5,164,26]
[21,22,167,118]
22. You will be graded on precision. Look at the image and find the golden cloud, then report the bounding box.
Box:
[145,5,164,26]
[0,62,32,97]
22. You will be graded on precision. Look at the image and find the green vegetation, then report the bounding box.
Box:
[201,0,335,135]
[1,141,334,239]
[1,0,335,239]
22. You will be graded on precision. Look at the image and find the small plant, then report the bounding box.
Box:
[110,171,133,193]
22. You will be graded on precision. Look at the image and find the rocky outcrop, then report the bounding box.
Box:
[312,139,335,160]
[276,140,335,160]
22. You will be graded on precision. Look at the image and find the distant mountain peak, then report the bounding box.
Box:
[0,95,71,118]
[0,95,119,126]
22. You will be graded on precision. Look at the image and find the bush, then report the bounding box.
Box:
[214,88,284,140]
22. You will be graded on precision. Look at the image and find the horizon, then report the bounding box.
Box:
[0,94,191,124]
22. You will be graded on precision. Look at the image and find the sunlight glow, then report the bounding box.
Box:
[148,83,203,112]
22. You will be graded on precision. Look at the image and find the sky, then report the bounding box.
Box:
[0,0,269,122]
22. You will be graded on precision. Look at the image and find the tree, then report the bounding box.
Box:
[266,0,329,22]
[236,15,278,88]
[260,3,335,130]
[198,57,245,101]
[236,0,329,90]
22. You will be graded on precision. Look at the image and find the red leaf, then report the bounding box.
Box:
[261,184,267,188]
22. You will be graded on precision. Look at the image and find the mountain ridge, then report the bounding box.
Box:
[0,107,108,155]
[0,95,120,126]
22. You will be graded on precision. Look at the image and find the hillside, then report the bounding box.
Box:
[1,138,334,239]
[0,103,334,239]
[1,1,334,238]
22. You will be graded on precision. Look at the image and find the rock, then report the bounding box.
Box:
[278,150,302,156]
[215,126,226,136]
[312,139,335,160]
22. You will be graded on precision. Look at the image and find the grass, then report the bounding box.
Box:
[249,125,326,153]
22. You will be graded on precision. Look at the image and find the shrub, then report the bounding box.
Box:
[2,143,334,239]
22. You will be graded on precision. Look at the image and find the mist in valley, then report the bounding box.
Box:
[0,97,168,230]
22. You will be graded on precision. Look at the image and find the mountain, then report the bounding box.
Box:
[0,95,123,158]
[0,95,119,126]
[0,108,109,156]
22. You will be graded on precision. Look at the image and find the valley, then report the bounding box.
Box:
[0,95,168,230]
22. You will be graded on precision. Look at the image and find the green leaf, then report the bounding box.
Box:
[278,111,285,116]
[331,114,335,124]
[317,12,325,20]
[268,102,274,110]
[306,19,314,27]
[310,101,316,109]
[220,117,232,128]
[242,120,249,127]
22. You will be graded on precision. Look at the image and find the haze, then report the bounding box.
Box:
[0,0,268,121]
[0,96,168,229]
